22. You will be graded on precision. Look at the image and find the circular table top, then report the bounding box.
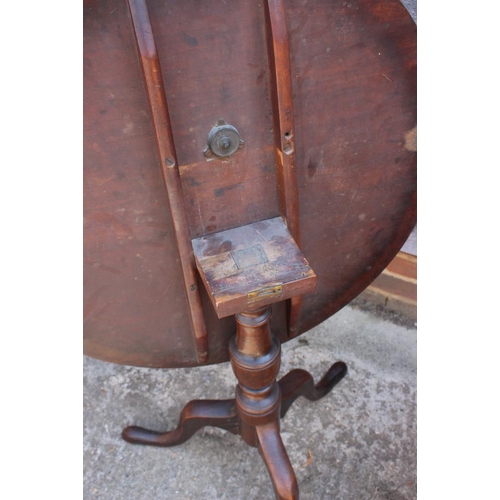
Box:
[84,0,416,368]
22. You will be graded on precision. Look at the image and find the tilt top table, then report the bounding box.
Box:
[83,0,416,498]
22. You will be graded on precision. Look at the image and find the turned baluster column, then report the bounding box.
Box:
[229,306,299,499]
[229,306,281,445]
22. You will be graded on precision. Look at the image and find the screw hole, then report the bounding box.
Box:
[284,132,291,139]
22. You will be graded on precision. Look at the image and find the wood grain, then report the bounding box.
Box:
[192,217,316,318]
[127,0,208,363]
[84,0,417,368]
[264,0,304,338]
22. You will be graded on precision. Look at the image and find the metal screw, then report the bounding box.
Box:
[220,137,231,150]
[205,121,242,158]
[165,156,176,167]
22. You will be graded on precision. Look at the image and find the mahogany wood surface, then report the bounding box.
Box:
[122,399,239,445]
[264,0,304,339]
[127,0,208,363]
[84,0,417,368]
[279,362,348,418]
[256,421,299,500]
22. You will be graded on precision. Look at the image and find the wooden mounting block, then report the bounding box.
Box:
[192,217,316,318]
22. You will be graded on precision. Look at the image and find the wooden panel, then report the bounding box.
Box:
[193,217,316,318]
[288,0,417,332]
[147,0,281,238]
[264,0,304,338]
[84,0,416,368]
[127,0,208,363]
[84,0,200,366]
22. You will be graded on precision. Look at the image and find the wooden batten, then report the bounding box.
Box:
[264,0,304,338]
[192,217,316,320]
[127,0,208,363]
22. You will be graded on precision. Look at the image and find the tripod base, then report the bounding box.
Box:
[123,360,347,499]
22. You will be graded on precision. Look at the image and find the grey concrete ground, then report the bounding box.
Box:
[401,0,416,23]
[84,305,416,500]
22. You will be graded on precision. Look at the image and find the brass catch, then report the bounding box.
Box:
[247,284,283,302]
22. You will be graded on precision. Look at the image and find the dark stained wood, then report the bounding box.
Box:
[127,0,208,363]
[264,0,304,339]
[146,0,280,239]
[84,0,199,368]
[122,399,238,446]
[279,362,348,418]
[192,217,316,318]
[256,421,299,500]
[230,307,283,446]
[290,0,417,335]
[84,0,417,368]
[264,0,301,244]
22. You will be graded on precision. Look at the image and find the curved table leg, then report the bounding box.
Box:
[256,421,299,500]
[122,399,238,446]
[279,361,347,418]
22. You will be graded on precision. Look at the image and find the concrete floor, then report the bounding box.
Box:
[84,305,416,500]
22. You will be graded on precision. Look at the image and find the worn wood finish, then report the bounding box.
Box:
[123,305,347,498]
[279,362,348,418]
[264,0,300,244]
[256,421,299,500]
[291,0,417,336]
[84,0,417,368]
[230,307,283,446]
[126,0,208,363]
[147,0,280,239]
[122,399,238,446]
[192,217,316,318]
[264,0,304,339]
